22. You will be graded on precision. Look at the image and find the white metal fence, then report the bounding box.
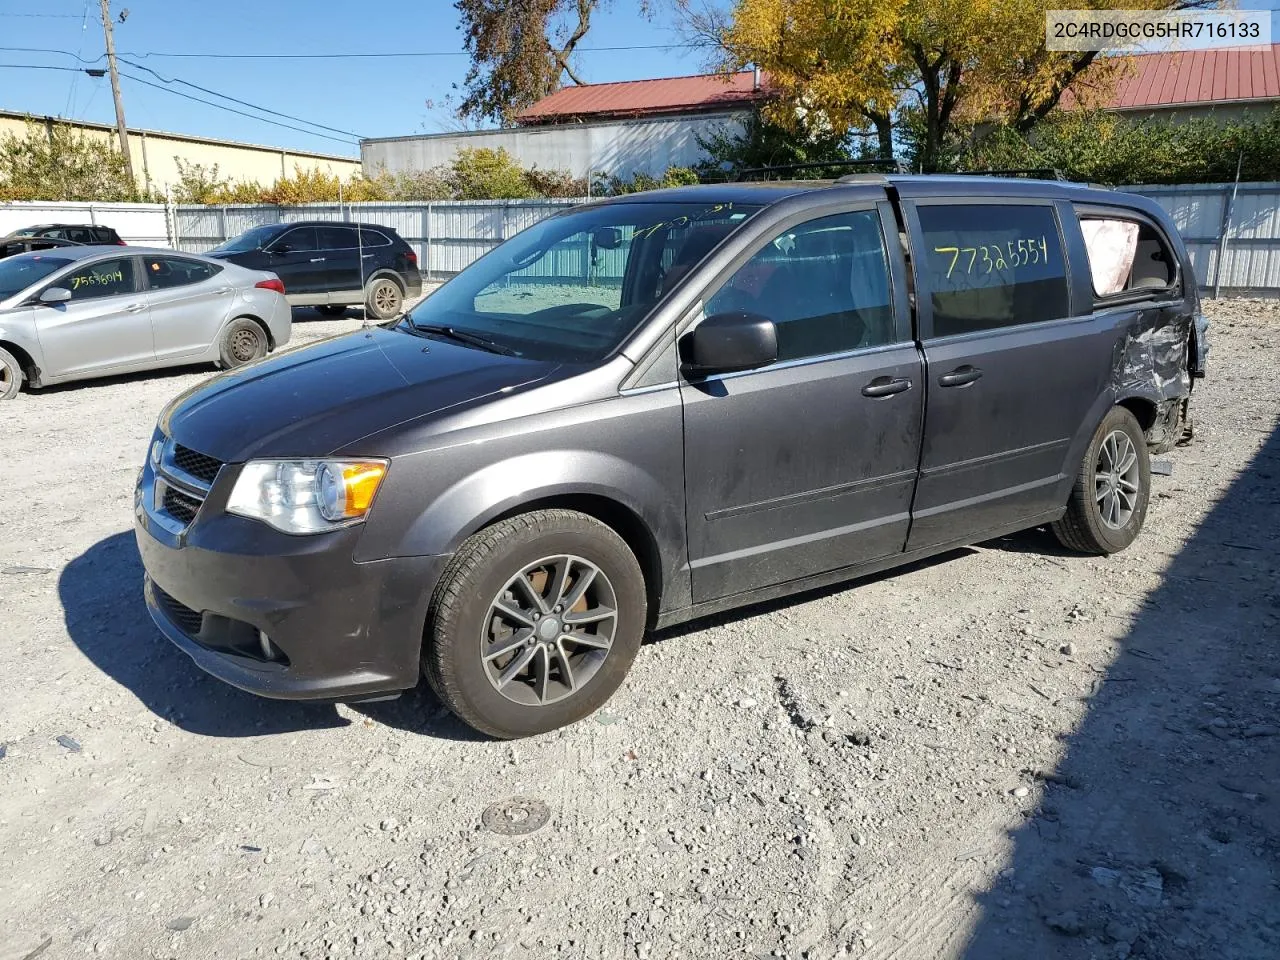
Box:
[0,199,170,246]
[1124,181,1280,297]
[5,186,1279,295]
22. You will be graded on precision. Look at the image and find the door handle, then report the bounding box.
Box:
[938,365,983,387]
[361,253,375,258]
[213,286,232,296]
[861,376,912,398]
[309,257,326,263]
[124,303,146,313]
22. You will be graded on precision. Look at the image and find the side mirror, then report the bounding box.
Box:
[680,311,778,375]
[268,243,289,255]
[39,287,72,305]
[592,227,623,251]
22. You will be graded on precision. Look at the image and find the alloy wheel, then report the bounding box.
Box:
[373,281,401,315]
[1094,429,1140,529]
[481,555,618,706]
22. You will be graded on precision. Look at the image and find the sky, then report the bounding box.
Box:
[0,0,1277,161]
[0,0,709,158]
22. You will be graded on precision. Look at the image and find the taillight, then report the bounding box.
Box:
[116,239,127,245]
[405,250,418,267]
[256,278,286,294]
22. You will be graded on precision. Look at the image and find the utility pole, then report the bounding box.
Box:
[99,0,135,186]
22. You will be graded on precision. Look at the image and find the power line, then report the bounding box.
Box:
[119,58,366,140]
[116,43,700,61]
[0,65,360,148]
[0,47,365,144]
[62,0,94,118]
[116,68,361,146]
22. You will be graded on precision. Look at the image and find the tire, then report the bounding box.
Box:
[218,318,269,369]
[0,345,23,400]
[423,509,647,739]
[1052,406,1151,555]
[365,276,404,320]
[316,304,347,317]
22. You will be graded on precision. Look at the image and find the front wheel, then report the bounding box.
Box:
[423,509,647,738]
[1052,406,1151,554]
[0,346,23,400]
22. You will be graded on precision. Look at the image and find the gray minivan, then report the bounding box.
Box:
[135,176,1207,738]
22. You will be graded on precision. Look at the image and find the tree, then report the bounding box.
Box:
[0,120,144,202]
[692,111,863,179]
[720,0,1214,172]
[455,0,608,124]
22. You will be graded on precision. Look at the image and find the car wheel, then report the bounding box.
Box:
[365,277,403,320]
[317,304,347,316]
[423,509,647,739]
[1052,406,1151,555]
[218,318,268,369]
[0,346,24,400]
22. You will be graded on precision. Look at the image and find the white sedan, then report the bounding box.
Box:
[0,246,291,399]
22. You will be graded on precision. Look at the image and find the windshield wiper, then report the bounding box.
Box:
[405,321,519,356]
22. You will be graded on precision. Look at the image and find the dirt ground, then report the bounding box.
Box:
[1,299,1277,960]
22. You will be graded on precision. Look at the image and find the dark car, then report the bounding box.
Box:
[135,175,1207,738]
[206,221,423,320]
[0,235,86,260]
[5,223,124,245]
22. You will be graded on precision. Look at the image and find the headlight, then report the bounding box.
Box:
[226,459,388,534]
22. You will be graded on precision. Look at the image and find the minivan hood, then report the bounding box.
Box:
[160,326,560,462]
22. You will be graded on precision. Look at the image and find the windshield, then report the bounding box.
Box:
[404,200,761,362]
[211,224,280,254]
[0,254,72,300]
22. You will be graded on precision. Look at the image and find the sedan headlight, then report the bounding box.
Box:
[227,459,388,534]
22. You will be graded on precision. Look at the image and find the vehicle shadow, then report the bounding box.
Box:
[649,547,976,643]
[60,531,485,741]
[978,524,1079,557]
[34,362,212,395]
[59,531,347,737]
[958,421,1280,959]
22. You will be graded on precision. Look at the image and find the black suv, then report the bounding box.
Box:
[5,223,125,245]
[207,221,423,319]
[136,176,1207,738]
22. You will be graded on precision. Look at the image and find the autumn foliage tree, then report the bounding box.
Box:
[455,0,612,124]
[721,0,1216,171]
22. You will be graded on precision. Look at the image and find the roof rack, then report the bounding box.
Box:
[707,158,906,183]
[950,167,1065,180]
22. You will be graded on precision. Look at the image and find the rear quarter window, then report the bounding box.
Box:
[1075,208,1179,300]
[916,203,1070,338]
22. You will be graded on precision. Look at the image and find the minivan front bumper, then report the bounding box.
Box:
[135,476,446,701]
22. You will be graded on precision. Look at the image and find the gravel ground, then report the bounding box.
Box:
[1,299,1277,960]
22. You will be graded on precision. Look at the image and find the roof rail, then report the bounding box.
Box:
[710,157,905,183]
[951,167,1065,180]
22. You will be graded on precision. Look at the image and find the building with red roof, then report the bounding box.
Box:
[1070,43,1280,121]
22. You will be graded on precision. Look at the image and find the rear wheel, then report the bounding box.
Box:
[218,318,268,369]
[1052,406,1151,554]
[365,276,403,320]
[423,509,647,738]
[0,346,24,400]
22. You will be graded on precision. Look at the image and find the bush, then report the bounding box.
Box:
[0,120,153,202]
[449,147,534,200]
[592,166,701,196]
[957,108,1280,185]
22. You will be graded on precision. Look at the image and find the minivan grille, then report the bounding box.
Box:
[161,485,203,525]
[172,444,222,484]
[153,585,204,636]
